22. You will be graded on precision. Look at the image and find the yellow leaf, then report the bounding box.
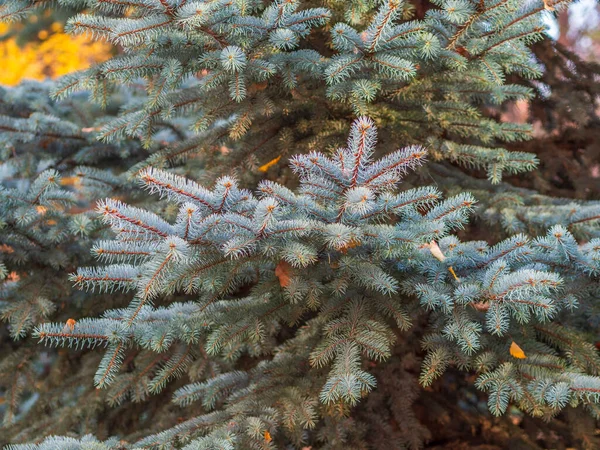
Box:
[60,176,82,186]
[510,341,527,359]
[258,156,281,173]
[448,266,460,281]
[543,0,555,11]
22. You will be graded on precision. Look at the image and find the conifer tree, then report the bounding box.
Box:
[2,1,600,449]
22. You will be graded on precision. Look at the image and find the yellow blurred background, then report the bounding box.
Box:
[0,13,111,86]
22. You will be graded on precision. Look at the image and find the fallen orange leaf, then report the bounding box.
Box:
[510,341,526,359]
[259,156,281,173]
[275,260,292,287]
[264,430,272,442]
[64,318,76,332]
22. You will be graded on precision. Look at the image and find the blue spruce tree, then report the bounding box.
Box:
[2,0,600,448]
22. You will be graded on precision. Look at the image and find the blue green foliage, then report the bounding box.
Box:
[2,0,600,449]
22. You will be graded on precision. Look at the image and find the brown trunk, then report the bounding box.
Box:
[557,9,572,48]
[410,0,435,19]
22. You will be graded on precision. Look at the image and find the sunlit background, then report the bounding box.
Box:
[544,0,600,58]
[0,11,111,86]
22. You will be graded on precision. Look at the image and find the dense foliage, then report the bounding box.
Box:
[1,0,600,449]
